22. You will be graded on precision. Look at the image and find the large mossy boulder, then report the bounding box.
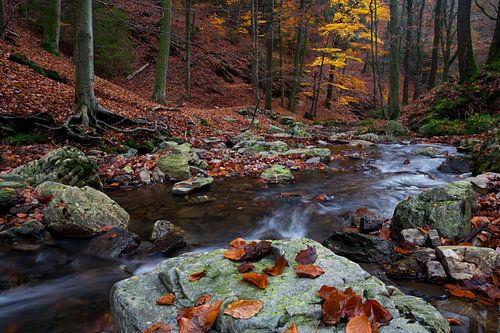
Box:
[10,146,102,189]
[385,120,409,137]
[111,238,449,333]
[156,151,191,181]
[392,181,476,240]
[37,181,129,237]
[287,122,311,138]
[472,128,500,174]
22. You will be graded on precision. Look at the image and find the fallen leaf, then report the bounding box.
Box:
[177,301,223,333]
[195,294,213,306]
[223,300,263,319]
[144,322,172,333]
[241,272,268,289]
[294,265,324,278]
[346,315,372,333]
[224,238,247,261]
[449,288,476,299]
[284,323,299,333]
[319,285,339,300]
[156,293,175,305]
[394,246,413,255]
[189,270,207,281]
[263,255,286,276]
[322,292,342,325]
[378,228,391,240]
[237,262,254,273]
[364,299,393,323]
[295,246,317,265]
[342,294,363,319]
[243,240,272,261]
[447,317,462,326]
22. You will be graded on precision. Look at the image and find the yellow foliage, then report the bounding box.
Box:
[210,14,225,33]
[338,95,359,105]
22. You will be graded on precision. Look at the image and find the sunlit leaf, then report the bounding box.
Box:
[223,300,263,319]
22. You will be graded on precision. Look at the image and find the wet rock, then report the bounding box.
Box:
[466,172,499,194]
[415,147,441,157]
[0,220,51,243]
[86,227,141,258]
[111,238,449,333]
[260,165,293,183]
[305,157,321,164]
[349,139,375,147]
[149,220,186,254]
[268,124,285,134]
[471,128,499,174]
[385,120,409,137]
[10,146,102,189]
[172,176,214,195]
[155,151,191,181]
[428,229,441,248]
[37,181,129,237]
[426,261,447,281]
[122,165,134,174]
[234,140,289,153]
[355,133,380,143]
[287,122,311,138]
[392,181,476,240]
[435,246,500,280]
[437,156,471,174]
[457,138,482,153]
[358,215,384,233]
[0,188,20,213]
[388,249,436,279]
[139,168,151,184]
[323,232,393,264]
[401,228,427,246]
[284,148,331,163]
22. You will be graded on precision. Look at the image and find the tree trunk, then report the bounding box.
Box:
[152,0,172,105]
[264,0,274,111]
[441,0,457,81]
[374,0,384,105]
[388,0,400,119]
[402,0,413,105]
[310,34,330,118]
[325,70,335,109]
[251,0,259,106]
[0,0,5,40]
[185,0,191,100]
[457,0,478,82]
[287,0,306,112]
[278,12,285,107]
[42,0,61,55]
[413,0,425,99]
[428,0,443,89]
[486,1,500,67]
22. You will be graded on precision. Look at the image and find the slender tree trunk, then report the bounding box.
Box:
[288,0,306,112]
[402,0,413,105]
[310,34,330,118]
[152,0,172,105]
[486,1,500,67]
[413,0,425,99]
[325,70,335,109]
[42,0,61,54]
[374,0,384,105]
[251,0,259,106]
[441,0,457,81]
[185,0,192,100]
[457,0,478,82]
[0,0,6,40]
[428,0,443,89]
[264,0,274,111]
[389,0,400,119]
[278,13,285,107]
[369,0,377,105]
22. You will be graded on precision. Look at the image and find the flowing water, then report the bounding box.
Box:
[1,143,498,332]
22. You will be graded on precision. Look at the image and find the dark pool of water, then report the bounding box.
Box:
[1,143,498,333]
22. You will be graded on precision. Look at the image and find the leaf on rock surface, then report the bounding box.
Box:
[322,292,342,325]
[319,285,340,300]
[284,323,299,332]
[143,322,172,333]
[295,246,317,265]
[447,317,462,326]
[224,238,247,261]
[243,240,272,261]
[241,272,268,289]
[223,300,263,319]
[364,299,393,323]
[156,293,175,305]
[263,255,286,276]
[294,265,324,278]
[177,301,223,333]
[195,294,213,306]
[189,270,207,281]
[237,262,255,273]
[346,315,372,333]
[342,294,363,319]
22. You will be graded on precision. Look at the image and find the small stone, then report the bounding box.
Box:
[426,261,447,281]
[305,157,321,164]
[139,169,151,184]
[122,165,134,174]
[428,229,441,248]
[123,148,138,158]
[149,220,186,254]
[401,228,427,246]
[172,177,214,195]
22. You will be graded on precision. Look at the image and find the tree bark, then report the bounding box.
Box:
[0,0,5,40]
[287,0,306,112]
[428,0,443,89]
[264,0,274,111]
[486,0,500,67]
[441,0,457,81]
[251,0,259,106]
[389,0,400,119]
[42,0,61,55]
[185,0,192,100]
[152,0,172,105]
[457,0,478,82]
[278,11,285,107]
[402,0,413,105]
[413,0,425,99]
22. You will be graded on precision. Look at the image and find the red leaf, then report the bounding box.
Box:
[237,262,254,273]
[223,238,247,261]
[322,292,342,325]
[241,272,268,289]
[263,255,286,276]
[177,301,223,333]
[346,315,372,333]
[156,293,175,305]
[319,285,339,300]
[364,299,393,323]
[144,322,172,333]
[294,265,324,278]
[195,294,213,306]
[243,240,272,261]
[447,317,462,326]
[189,270,207,281]
[342,294,363,319]
[295,246,317,265]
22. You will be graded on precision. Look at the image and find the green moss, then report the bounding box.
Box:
[200,118,211,126]
[464,114,499,135]
[419,119,463,137]
[1,132,48,146]
[124,140,155,155]
[357,118,384,135]
[8,53,67,83]
[429,97,468,119]
[385,120,409,137]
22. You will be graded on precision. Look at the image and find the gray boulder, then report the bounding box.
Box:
[401,228,427,246]
[268,124,285,134]
[260,165,293,183]
[287,122,311,138]
[415,147,441,157]
[392,181,476,239]
[279,116,296,126]
[10,146,102,189]
[149,220,186,254]
[435,246,500,280]
[111,238,449,333]
[234,140,289,153]
[172,177,214,195]
[37,181,129,237]
[86,227,141,258]
[0,175,22,213]
[0,220,51,243]
[437,156,471,174]
[156,151,191,181]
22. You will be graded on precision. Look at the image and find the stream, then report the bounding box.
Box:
[0,143,498,333]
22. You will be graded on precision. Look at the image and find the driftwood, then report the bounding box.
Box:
[127,63,150,80]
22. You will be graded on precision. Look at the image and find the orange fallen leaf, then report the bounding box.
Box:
[177,301,223,333]
[223,300,263,319]
[284,323,299,333]
[263,255,286,276]
[294,265,324,278]
[237,262,254,273]
[241,272,268,289]
[110,182,120,187]
[365,299,393,323]
[224,238,247,261]
[447,317,462,326]
[319,285,340,300]
[394,246,413,255]
[322,291,342,325]
[378,228,391,240]
[144,322,172,333]
[195,294,213,306]
[156,293,175,305]
[449,288,476,299]
[346,315,372,333]
[189,270,207,281]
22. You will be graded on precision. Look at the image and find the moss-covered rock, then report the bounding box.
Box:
[283,148,331,164]
[260,165,294,183]
[472,128,500,174]
[235,140,289,153]
[385,120,409,137]
[37,181,129,237]
[10,146,102,189]
[287,122,311,138]
[111,238,449,333]
[155,151,191,181]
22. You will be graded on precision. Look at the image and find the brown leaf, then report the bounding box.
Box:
[241,272,268,289]
[449,288,476,299]
[243,240,272,261]
[224,238,247,261]
[263,255,286,276]
[394,246,413,255]
[195,294,213,306]
[322,292,342,325]
[364,299,393,323]
[156,293,175,305]
[295,246,317,265]
[319,285,339,300]
[236,262,254,273]
[447,317,462,326]
[144,322,172,333]
[177,301,223,333]
[189,270,207,282]
[346,315,372,333]
[223,300,263,319]
[294,265,324,278]
[284,323,299,333]
[342,294,363,319]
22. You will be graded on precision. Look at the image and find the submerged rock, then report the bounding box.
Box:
[10,146,102,188]
[435,246,500,280]
[323,232,394,264]
[111,238,449,333]
[86,227,141,258]
[37,181,129,237]
[415,147,441,158]
[260,165,294,183]
[149,220,186,254]
[437,155,471,174]
[172,176,214,195]
[392,181,476,240]
[0,220,51,244]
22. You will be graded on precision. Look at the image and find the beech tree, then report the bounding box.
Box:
[152,0,172,105]
[457,0,478,82]
[486,0,499,67]
[264,0,274,111]
[185,0,192,100]
[388,0,400,119]
[42,0,61,55]
[402,0,413,104]
[428,0,443,89]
